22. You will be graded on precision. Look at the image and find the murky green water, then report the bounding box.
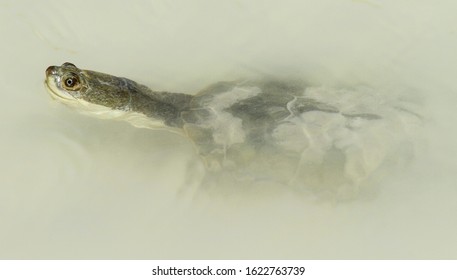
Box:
[0,0,456,259]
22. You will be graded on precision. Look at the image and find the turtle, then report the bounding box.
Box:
[44,62,422,193]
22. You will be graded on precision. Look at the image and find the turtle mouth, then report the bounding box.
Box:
[44,76,76,102]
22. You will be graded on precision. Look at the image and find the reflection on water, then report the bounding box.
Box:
[0,1,457,259]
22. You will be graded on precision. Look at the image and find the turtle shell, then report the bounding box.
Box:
[180,80,422,190]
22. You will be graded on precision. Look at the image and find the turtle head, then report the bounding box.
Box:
[45,62,132,113]
[45,62,190,130]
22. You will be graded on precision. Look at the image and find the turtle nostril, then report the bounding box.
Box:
[45,66,57,76]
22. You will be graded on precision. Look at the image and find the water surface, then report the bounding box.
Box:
[0,0,456,259]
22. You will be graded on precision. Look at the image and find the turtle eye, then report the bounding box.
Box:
[62,76,80,90]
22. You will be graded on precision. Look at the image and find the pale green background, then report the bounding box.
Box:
[0,0,456,259]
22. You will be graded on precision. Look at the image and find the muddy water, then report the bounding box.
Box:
[0,0,456,259]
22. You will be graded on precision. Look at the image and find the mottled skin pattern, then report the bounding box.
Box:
[45,63,420,192]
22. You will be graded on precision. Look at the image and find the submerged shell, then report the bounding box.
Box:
[181,80,422,190]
